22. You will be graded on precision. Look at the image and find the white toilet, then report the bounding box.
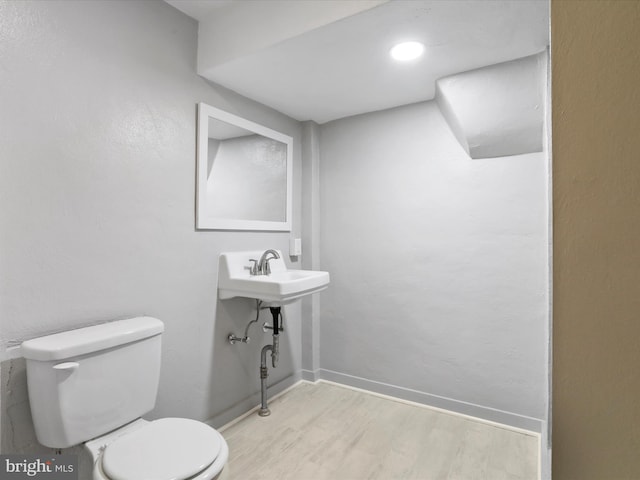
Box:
[21,317,229,480]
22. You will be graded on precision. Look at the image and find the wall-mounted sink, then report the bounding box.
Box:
[218,250,330,304]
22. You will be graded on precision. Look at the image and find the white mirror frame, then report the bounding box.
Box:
[196,102,293,231]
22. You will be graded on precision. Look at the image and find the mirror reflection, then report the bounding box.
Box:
[197,103,292,231]
[206,119,287,222]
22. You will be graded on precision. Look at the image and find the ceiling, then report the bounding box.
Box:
[166,0,549,124]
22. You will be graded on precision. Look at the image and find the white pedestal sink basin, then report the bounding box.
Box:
[218,250,330,304]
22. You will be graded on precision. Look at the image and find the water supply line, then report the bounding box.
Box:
[258,306,282,417]
[228,300,263,344]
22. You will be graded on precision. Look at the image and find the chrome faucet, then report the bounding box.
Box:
[250,249,280,275]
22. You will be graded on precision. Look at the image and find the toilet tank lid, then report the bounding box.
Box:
[21,317,164,361]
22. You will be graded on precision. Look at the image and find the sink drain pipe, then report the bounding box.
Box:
[258,307,282,417]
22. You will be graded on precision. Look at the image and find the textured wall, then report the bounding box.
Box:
[319,101,549,428]
[0,0,302,461]
[552,1,640,478]
[436,52,546,159]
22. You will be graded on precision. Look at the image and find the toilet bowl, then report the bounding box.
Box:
[21,317,229,480]
[85,418,229,480]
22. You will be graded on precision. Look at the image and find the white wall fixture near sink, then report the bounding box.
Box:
[218,250,329,305]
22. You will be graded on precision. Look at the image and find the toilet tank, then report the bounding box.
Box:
[21,317,164,448]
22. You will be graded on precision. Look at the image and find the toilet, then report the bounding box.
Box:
[21,317,229,480]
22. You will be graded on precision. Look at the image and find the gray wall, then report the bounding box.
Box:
[318,102,549,430]
[0,0,302,458]
[0,0,549,470]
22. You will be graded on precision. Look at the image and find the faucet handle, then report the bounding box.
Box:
[264,257,277,275]
[246,259,259,275]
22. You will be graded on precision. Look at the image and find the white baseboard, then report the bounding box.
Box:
[316,368,544,435]
[301,368,319,382]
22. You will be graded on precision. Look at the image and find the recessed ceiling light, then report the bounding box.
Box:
[390,41,425,62]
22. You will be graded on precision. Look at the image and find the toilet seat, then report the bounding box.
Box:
[96,418,227,480]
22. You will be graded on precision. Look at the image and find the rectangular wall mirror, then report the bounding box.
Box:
[196,102,293,231]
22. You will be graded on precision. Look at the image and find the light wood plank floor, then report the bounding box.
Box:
[220,382,539,480]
